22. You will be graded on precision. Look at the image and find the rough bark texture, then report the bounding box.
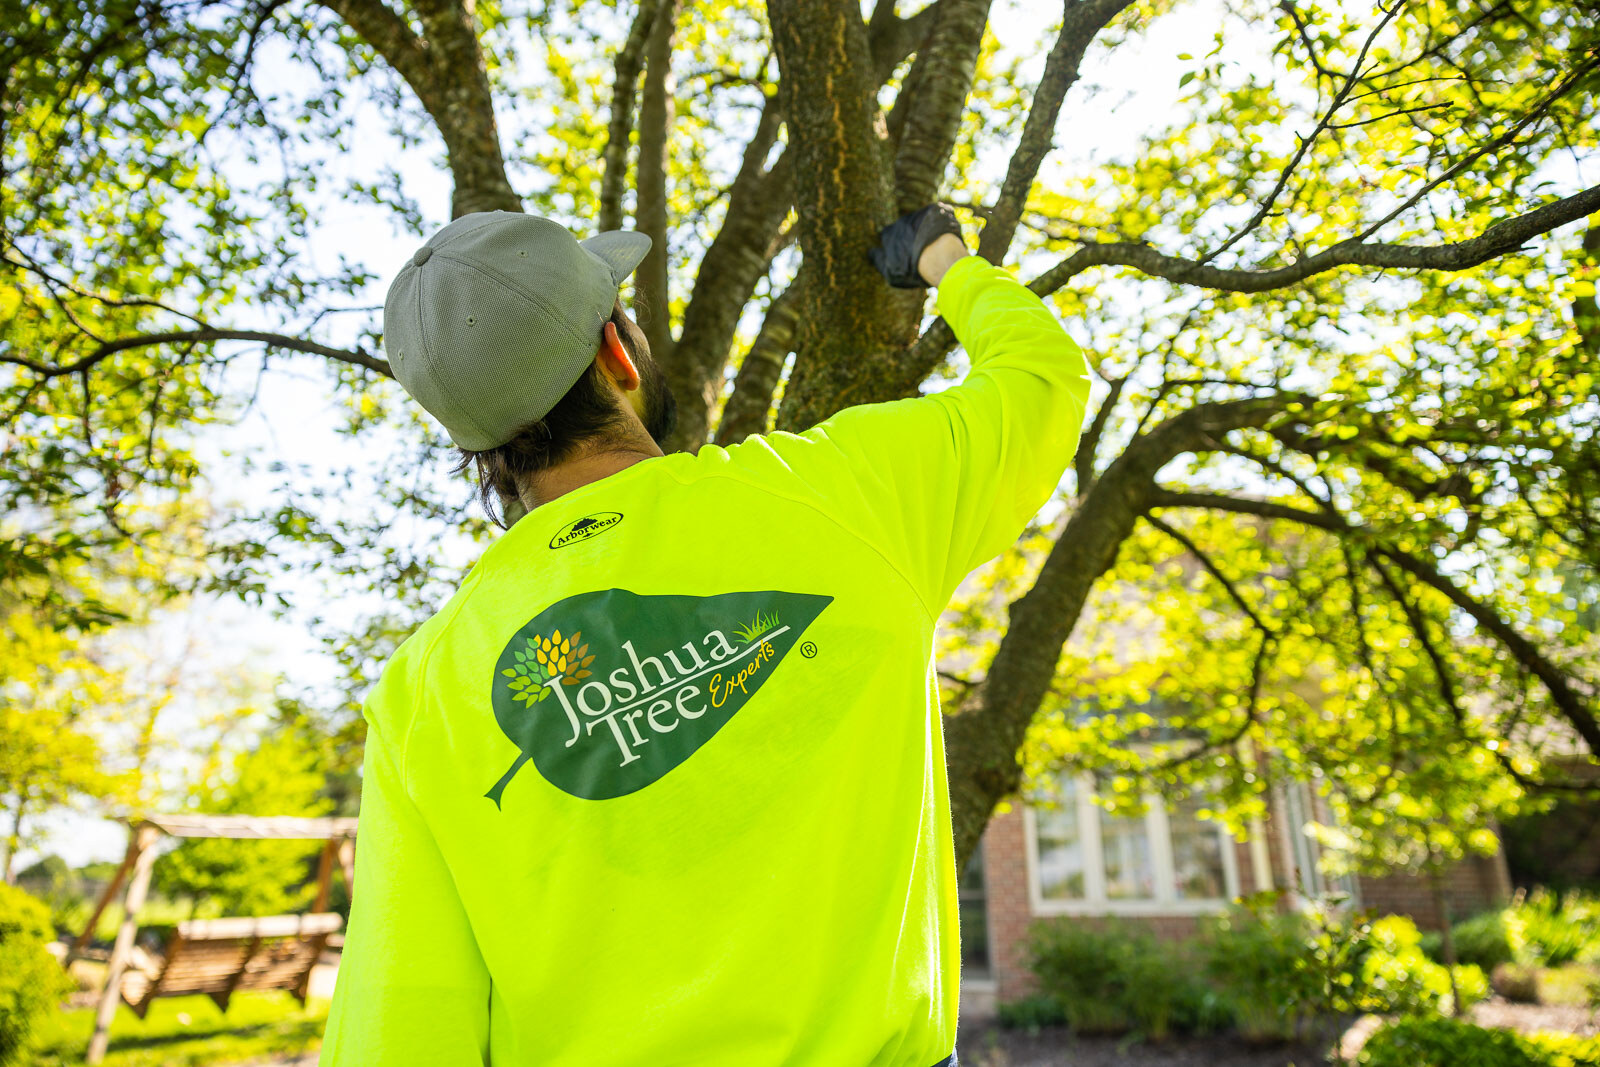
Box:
[660,6,949,453]
[323,0,519,219]
[635,0,680,363]
[767,0,921,433]
[888,0,994,214]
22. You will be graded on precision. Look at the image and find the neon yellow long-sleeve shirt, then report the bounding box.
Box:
[321,256,1091,1066]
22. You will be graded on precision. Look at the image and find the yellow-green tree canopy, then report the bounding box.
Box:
[2,0,1596,869]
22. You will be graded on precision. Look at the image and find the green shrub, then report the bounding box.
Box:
[1523,1030,1600,1067]
[1025,919,1213,1039]
[1357,1017,1600,1067]
[1200,903,1324,1042]
[1358,1017,1537,1067]
[1509,890,1600,968]
[996,994,1067,1029]
[1026,921,1133,1034]
[1536,964,1600,1008]
[1449,910,1515,971]
[1168,978,1235,1037]
[0,883,73,1067]
[1419,929,1443,960]
[1119,942,1211,1040]
[1359,916,1488,1016]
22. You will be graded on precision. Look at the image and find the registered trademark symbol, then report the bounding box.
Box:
[800,641,817,658]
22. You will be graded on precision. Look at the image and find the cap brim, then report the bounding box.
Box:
[580,230,653,286]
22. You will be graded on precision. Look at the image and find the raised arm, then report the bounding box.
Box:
[749,207,1093,615]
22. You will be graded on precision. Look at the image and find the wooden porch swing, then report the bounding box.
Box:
[63,814,358,1064]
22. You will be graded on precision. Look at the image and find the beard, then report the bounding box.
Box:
[633,347,678,447]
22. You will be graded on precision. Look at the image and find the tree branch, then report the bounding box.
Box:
[941,394,1303,867]
[975,0,1134,262]
[713,278,804,446]
[318,0,432,92]
[1,329,393,380]
[1032,183,1600,295]
[887,0,993,213]
[868,0,944,83]
[1149,490,1344,530]
[1072,373,1125,495]
[666,91,789,451]
[1145,512,1276,635]
[320,0,519,217]
[1148,489,1600,757]
[598,0,664,234]
[634,0,680,361]
[1381,547,1600,756]
[1199,0,1405,266]
[902,183,1600,400]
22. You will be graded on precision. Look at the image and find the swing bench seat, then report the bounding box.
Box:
[119,912,343,1018]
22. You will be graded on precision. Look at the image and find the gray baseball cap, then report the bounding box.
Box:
[382,210,652,451]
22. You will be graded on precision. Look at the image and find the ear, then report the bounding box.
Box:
[596,321,642,392]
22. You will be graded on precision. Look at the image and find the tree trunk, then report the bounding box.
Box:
[767,0,928,434]
[2,793,24,884]
[634,0,680,363]
[598,0,663,234]
[944,396,1297,868]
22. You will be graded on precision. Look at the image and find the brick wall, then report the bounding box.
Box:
[980,807,1034,1002]
[975,797,1512,1004]
[979,806,1244,1002]
[1356,851,1512,930]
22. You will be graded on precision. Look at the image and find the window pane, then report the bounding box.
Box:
[1100,806,1155,900]
[959,843,990,977]
[1169,795,1228,900]
[1035,777,1086,900]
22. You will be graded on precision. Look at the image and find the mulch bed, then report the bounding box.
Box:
[955,998,1600,1066]
[955,1024,1336,1067]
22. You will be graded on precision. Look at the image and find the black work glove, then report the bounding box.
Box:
[868,203,965,289]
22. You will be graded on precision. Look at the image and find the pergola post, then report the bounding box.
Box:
[336,835,355,898]
[311,838,338,912]
[86,822,159,1065]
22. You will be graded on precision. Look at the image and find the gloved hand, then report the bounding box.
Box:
[868,203,966,288]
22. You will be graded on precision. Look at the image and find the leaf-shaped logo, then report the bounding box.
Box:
[486,588,832,805]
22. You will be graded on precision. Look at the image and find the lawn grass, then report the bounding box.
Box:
[29,991,325,1067]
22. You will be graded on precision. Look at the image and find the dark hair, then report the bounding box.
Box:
[454,301,638,526]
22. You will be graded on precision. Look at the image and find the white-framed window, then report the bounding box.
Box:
[1024,771,1240,915]
[1277,780,1361,907]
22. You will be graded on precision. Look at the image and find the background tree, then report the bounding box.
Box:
[2,0,1597,873]
[0,611,122,883]
[154,727,334,917]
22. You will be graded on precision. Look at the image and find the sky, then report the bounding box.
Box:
[30,0,1266,869]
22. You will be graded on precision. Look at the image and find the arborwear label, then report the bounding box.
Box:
[486,588,833,804]
[549,511,623,549]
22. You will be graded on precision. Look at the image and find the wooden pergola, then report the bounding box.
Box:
[66,814,357,1064]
